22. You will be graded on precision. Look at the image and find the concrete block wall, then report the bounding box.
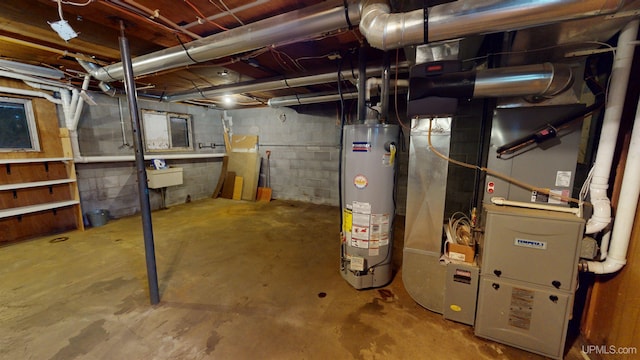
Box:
[71,93,410,217]
[226,105,342,206]
[71,93,225,220]
[77,158,222,223]
[444,100,486,218]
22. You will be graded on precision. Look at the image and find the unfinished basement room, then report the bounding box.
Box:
[1,0,639,359]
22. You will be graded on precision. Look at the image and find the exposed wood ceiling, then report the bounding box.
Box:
[0,0,389,107]
[1,0,638,109]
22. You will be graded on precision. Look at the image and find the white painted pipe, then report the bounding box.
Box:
[0,86,62,104]
[599,229,611,261]
[70,75,92,131]
[0,70,75,90]
[585,19,639,235]
[491,196,581,215]
[73,153,226,163]
[585,87,640,274]
[365,78,409,101]
[68,127,225,163]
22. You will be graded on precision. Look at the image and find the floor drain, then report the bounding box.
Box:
[49,237,69,243]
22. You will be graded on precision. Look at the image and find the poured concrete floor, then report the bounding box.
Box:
[0,198,587,359]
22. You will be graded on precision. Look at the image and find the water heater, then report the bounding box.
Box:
[340,124,399,289]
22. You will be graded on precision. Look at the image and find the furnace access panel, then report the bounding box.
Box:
[475,204,584,360]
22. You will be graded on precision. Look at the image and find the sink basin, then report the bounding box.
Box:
[146,167,183,189]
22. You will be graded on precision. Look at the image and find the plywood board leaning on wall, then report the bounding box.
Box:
[227,153,260,201]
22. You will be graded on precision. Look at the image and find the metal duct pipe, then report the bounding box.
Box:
[357,46,368,123]
[268,92,359,107]
[474,62,573,98]
[409,62,573,100]
[80,1,360,82]
[165,63,408,102]
[359,0,622,50]
[380,52,391,121]
[268,78,409,107]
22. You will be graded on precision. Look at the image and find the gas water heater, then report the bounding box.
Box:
[340,124,399,289]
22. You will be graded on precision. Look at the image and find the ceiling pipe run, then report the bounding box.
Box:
[267,78,409,107]
[164,63,408,102]
[79,1,361,82]
[268,92,359,107]
[359,0,623,51]
[76,0,624,103]
[409,63,574,100]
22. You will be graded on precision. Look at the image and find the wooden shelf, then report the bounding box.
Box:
[0,157,72,164]
[0,178,76,191]
[0,200,80,219]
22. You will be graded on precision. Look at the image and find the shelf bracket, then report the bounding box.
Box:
[5,164,10,175]
[44,163,49,172]
[13,190,17,199]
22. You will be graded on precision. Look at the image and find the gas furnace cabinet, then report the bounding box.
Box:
[475,204,584,359]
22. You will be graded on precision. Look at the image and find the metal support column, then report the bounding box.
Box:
[119,21,160,305]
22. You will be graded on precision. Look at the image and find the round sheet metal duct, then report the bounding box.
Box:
[80,1,361,82]
[359,0,622,50]
[409,62,573,100]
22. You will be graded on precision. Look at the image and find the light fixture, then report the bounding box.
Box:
[223,95,234,106]
[48,0,78,41]
[218,70,229,77]
[48,20,78,41]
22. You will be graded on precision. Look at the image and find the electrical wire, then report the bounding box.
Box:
[269,47,306,72]
[426,118,588,206]
[55,0,66,21]
[447,212,473,246]
[184,0,229,31]
[212,0,245,26]
[59,0,93,6]
[462,40,617,66]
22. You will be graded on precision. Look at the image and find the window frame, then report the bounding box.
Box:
[141,109,194,152]
[0,96,41,152]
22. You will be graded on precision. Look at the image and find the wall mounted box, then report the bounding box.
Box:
[146,167,183,189]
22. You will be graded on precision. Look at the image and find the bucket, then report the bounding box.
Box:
[87,209,110,227]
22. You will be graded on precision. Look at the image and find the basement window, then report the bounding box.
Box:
[141,110,193,152]
[0,97,40,152]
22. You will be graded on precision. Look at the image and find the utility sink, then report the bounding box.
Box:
[146,167,183,189]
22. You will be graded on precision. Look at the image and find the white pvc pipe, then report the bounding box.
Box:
[586,87,640,274]
[73,153,226,163]
[70,75,92,131]
[585,19,639,235]
[599,230,611,261]
[0,70,75,90]
[68,128,225,163]
[491,197,581,215]
[0,86,62,104]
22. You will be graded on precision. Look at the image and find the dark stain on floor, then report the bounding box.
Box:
[49,319,108,360]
